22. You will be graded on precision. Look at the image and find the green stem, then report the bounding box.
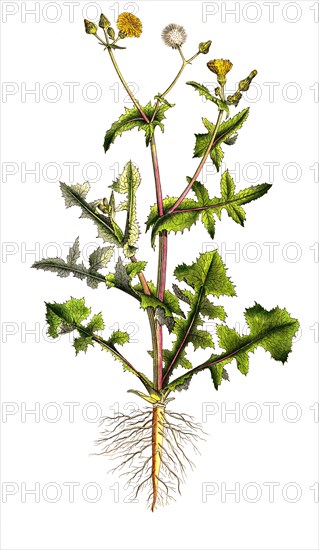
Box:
[151,49,200,122]
[99,34,164,389]
[168,107,224,213]
[97,32,149,123]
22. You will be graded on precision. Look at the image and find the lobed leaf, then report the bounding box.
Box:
[103,101,173,152]
[165,303,299,393]
[186,81,230,116]
[194,108,250,171]
[60,182,123,246]
[111,161,141,258]
[163,251,231,380]
[33,238,113,290]
[147,173,271,243]
[45,297,153,390]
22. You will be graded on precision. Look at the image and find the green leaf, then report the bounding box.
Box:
[107,330,130,346]
[106,258,147,299]
[126,261,147,279]
[60,182,123,246]
[147,175,271,243]
[106,257,132,293]
[111,161,140,258]
[89,246,114,271]
[133,280,184,317]
[46,297,91,338]
[139,295,174,318]
[166,303,299,393]
[186,81,215,102]
[127,389,160,404]
[73,335,92,355]
[33,238,112,290]
[154,307,175,333]
[194,108,250,171]
[164,368,201,393]
[146,196,199,247]
[217,303,300,373]
[162,251,231,380]
[103,101,173,152]
[86,313,104,333]
[174,250,236,297]
[154,94,175,108]
[45,297,154,391]
[186,81,230,117]
[217,171,271,226]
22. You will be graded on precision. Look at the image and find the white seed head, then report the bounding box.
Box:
[161,23,187,49]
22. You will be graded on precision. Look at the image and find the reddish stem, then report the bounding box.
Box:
[150,136,167,390]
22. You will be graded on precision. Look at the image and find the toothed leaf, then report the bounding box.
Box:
[194,108,250,171]
[146,196,199,246]
[89,246,113,270]
[186,81,230,116]
[111,161,141,258]
[147,175,271,243]
[155,307,175,333]
[60,182,123,246]
[174,250,235,297]
[66,237,81,265]
[166,304,299,393]
[162,251,230,380]
[126,261,147,279]
[46,297,91,338]
[133,280,184,317]
[33,238,110,290]
[103,101,173,152]
[106,258,148,298]
[107,330,130,346]
[86,313,104,333]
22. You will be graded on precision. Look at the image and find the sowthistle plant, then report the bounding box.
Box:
[33,11,299,511]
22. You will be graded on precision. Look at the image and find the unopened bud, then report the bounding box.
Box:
[198,40,212,55]
[99,13,111,29]
[107,27,116,39]
[84,19,98,34]
[118,30,126,39]
[215,87,221,96]
[98,199,109,214]
[227,90,242,107]
[238,69,257,91]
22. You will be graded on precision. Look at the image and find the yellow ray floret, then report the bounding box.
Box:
[117,12,143,38]
[207,58,233,78]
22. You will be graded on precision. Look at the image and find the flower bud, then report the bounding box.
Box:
[118,30,126,39]
[107,27,116,39]
[198,40,212,54]
[99,13,111,29]
[98,201,108,214]
[84,19,98,34]
[238,69,257,91]
[215,87,221,96]
[227,91,242,107]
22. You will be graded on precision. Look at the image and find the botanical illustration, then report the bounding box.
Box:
[33,11,299,511]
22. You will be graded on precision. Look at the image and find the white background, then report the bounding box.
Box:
[1,1,318,549]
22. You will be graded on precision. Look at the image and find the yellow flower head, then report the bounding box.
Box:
[117,12,142,38]
[207,58,233,85]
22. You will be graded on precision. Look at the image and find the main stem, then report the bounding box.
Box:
[150,136,166,391]
[100,35,200,392]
